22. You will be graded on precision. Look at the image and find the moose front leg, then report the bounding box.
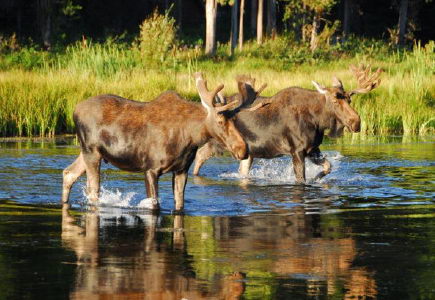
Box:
[144,170,160,210]
[193,142,221,176]
[173,171,188,211]
[292,151,306,184]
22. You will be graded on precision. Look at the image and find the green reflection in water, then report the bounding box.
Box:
[0,201,435,298]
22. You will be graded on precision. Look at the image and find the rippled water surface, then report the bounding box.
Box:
[0,136,434,299]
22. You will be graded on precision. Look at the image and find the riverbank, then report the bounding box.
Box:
[0,38,433,137]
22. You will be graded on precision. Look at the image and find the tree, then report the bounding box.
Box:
[303,0,337,51]
[37,0,52,49]
[251,0,257,37]
[343,0,351,37]
[230,0,239,55]
[398,0,409,46]
[239,0,245,50]
[266,0,277,39]
[257,0,264,44]
[205,0,218,55]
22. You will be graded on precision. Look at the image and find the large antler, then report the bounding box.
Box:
[236,74,267,99]
[228,75,268,111]
[349,64,382,95]
[194,72,225,109]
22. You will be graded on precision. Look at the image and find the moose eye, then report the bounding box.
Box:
[335,93,345,99]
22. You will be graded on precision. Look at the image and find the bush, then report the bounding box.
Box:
[138,9,177,64]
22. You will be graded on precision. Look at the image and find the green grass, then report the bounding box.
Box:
[0,37,433,137]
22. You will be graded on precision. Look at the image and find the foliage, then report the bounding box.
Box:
[0,34,19,53]
[302,0,338,13]
[137,9,178,65]
[0,35,433,137]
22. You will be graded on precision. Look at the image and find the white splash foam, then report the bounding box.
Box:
[137,197,160,209]
[79,186,161,228]
[219,151,343,184]
[81,186,160,209]
[99,187,136,207]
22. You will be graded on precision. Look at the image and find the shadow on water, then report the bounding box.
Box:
[0,136,434,298]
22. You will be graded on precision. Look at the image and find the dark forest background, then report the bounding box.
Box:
[0,0,434,51]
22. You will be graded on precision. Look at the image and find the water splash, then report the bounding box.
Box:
[220,151,344,184]
[79,187,161,227]
[81,186,160,209]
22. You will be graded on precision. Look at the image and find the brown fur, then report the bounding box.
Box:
[62,79,256,211]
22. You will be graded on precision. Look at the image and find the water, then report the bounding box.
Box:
[0,136,434,299]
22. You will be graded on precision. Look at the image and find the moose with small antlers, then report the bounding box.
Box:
[193,65,382,183]
[62,73,262,211]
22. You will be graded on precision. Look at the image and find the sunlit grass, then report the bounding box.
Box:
[0,39,433,137]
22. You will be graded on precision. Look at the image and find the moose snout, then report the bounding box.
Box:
[350,117,361,132]
[231,144,248,160]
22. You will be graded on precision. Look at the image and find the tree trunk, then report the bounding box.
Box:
[257,0,264,44]
[176,0,182,30]
[37,0,52,50]
[301,3,307,42]
[230,0,239,55]
[239,0,245,50]
[343,0,351,37]
[398,0,409,46]
[266,0,276,39]
[251,0,257,37]
[205,0,218,55]
[16,7,22,38]
[310,12,320,51]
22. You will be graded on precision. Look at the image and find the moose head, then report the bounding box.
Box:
[194,72,254,160]
[312,64,382,136]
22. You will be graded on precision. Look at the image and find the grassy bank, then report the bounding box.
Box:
[0,37,434,137]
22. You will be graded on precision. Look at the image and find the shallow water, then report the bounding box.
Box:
[0,136,434,299]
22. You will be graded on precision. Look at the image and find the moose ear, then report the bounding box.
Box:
[215,91,226,105]
[332,76,344,89]
[312,81,327,94]
[237,81,249,103]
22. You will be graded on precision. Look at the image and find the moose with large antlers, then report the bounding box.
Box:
[62,73,261,211]
[193,65,382,183]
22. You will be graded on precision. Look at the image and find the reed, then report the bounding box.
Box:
[0,39,433,137]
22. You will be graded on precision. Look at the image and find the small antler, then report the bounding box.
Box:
[349,64,382,95]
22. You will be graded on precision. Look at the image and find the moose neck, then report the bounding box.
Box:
[314,94,340,132]
[184,106,213,147]
[153,92,214,149]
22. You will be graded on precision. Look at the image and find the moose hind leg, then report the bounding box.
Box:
[292,151,306,184]
[238,156,253,177]
[173,171,188,211]
[145,170,160,210]
[309,150,331,182]
[62,152,86,203]
[82,151,102,204]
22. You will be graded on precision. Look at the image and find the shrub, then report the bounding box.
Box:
[138,9,177,64]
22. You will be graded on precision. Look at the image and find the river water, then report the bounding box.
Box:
[0,136,434,299]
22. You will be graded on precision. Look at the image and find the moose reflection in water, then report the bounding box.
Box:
[61,204,246,299]
[61,202,377,299]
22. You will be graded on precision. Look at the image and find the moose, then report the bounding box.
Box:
[193,65,382,183]
[62,73,262,211]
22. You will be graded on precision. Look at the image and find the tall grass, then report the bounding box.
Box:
[0,36,433,137]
